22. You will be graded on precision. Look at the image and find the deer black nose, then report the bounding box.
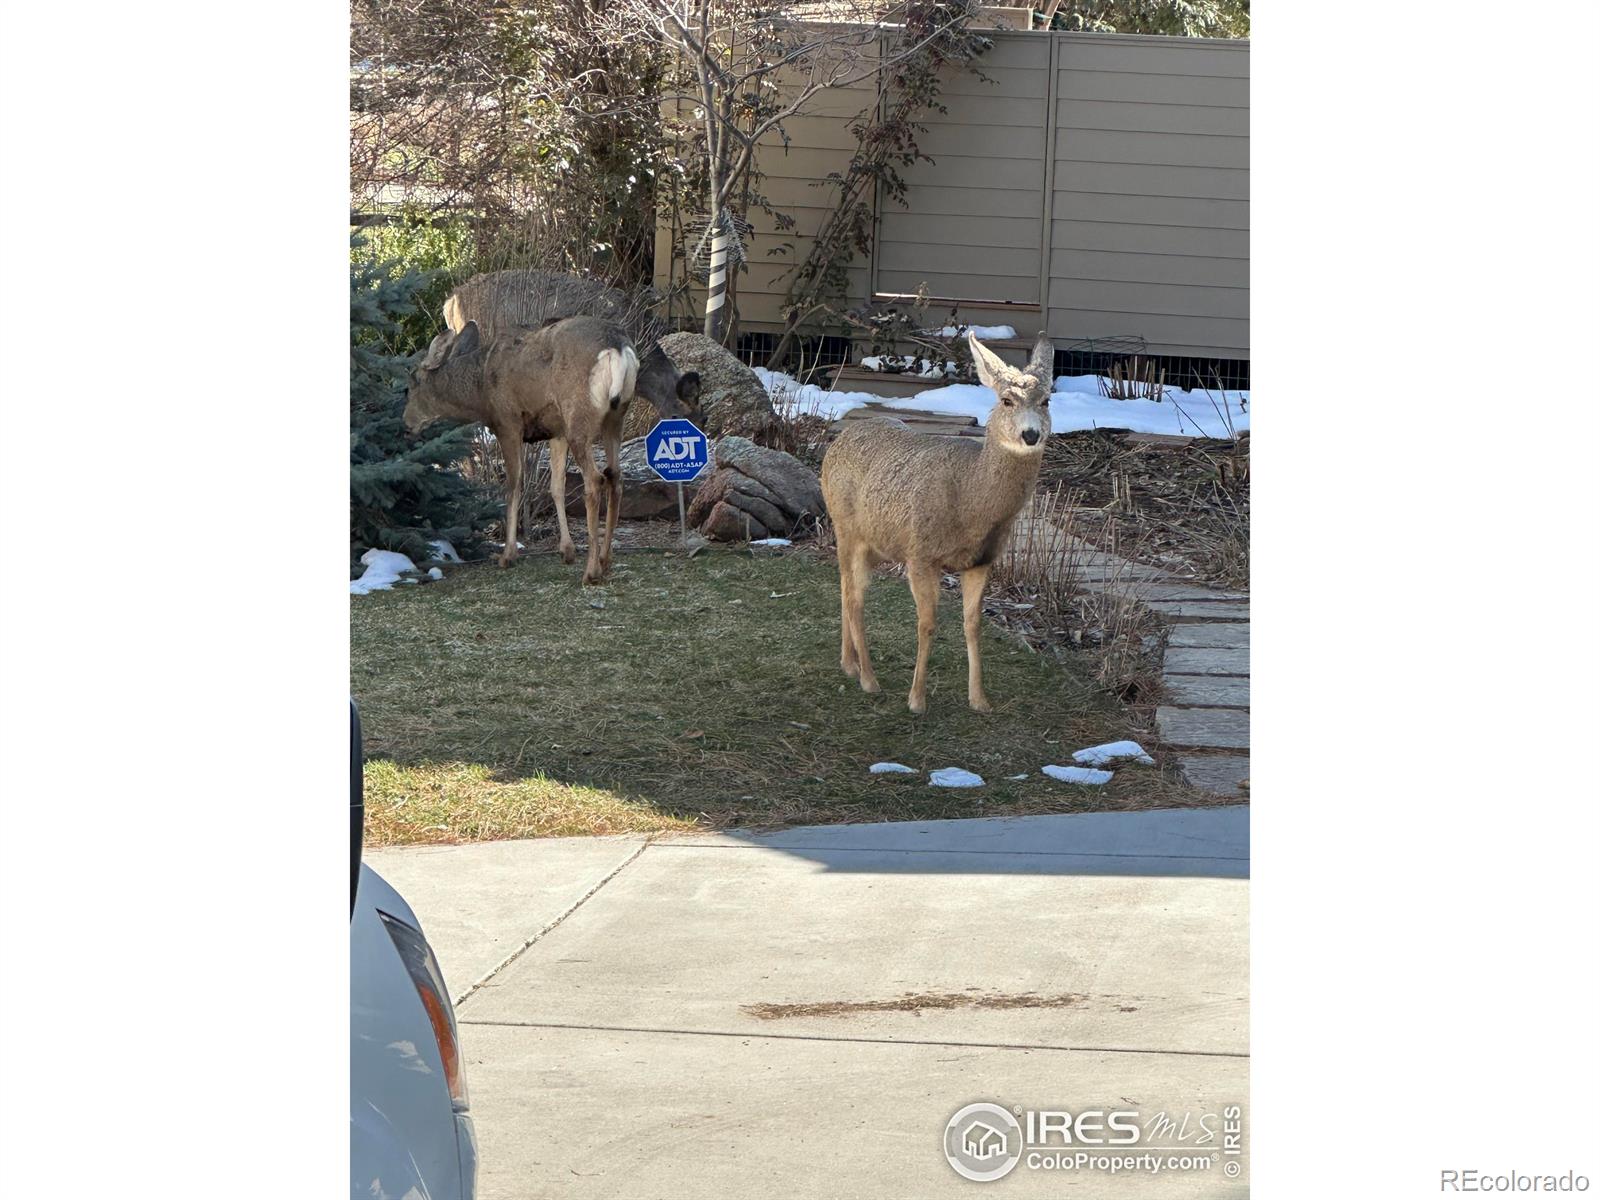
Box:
[1021,428,1040,446]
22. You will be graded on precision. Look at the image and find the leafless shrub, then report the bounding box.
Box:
[1100,356,1166,402]
[986,491,1167,704]
[463,432,553,544]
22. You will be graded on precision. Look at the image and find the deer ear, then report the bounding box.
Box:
[1026,332,1054,381]
[450,320,481,359]
[419,330,453,370]
[967,332,1010,390]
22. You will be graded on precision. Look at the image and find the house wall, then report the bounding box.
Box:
[655,29,1249,360]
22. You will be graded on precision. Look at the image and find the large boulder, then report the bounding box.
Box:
[687,436,825,542]
[653,333,780,443]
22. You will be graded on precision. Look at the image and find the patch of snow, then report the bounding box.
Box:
[875,378,1249,439]
[350,549,419,595]
[758,363,1251,441]
[1042,764,1114,786]
[929,767,984,788]
[427,539,463,563]
[1072,740,1154,767]
[860,355,957,379]
[750,537,792,547]
[753,367,880,422]
[1006,773,1030,781]
[427,567,444,581]
[925,324,1016,340]
[870,762,917,775]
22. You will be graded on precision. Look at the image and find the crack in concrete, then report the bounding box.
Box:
[452,837,656,1008]
[456,1017,1249,1060]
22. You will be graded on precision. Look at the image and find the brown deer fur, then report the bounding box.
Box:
[404,315,699,583]
[820,332,1055,714]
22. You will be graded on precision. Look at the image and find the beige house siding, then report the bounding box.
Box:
[1046,33,1248,358]
[655,30,1249,360]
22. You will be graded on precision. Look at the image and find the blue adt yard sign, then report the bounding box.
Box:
[645,418,709,484]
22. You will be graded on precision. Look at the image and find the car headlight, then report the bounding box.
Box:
[378,910,469,1112]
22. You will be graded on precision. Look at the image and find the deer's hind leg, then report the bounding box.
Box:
[837,534,859,679]
[548,437,576,564]
[575,442,605,585]
[843,541,879,694]
[599,419,623,573]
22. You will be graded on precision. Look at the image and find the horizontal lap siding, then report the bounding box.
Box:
[655,60,874,331]
[1048,34,1248,357]
[657,31,1249,350]
[873,32,1050,306]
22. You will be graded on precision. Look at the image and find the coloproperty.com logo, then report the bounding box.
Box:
[942,1100,1245,1182]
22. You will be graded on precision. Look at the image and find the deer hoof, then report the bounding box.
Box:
[582,566,605,585]
[497,551,517,569]
[841,661,859,679]
[969,695,993,715]
[560,544,576,565]
[859,676,880,695]
[908,694,926,715]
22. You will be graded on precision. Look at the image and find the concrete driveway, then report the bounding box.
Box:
[369,806,1248,1197]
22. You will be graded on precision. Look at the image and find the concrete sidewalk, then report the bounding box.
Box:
[370,806,1249,1198]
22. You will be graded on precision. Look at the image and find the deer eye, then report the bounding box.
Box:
[1001,395,1016,407]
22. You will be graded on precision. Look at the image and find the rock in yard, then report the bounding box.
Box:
[651,333,779,442]
[687,436,824,542]
[534,437,679,521]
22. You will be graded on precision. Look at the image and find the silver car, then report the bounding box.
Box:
[351,702,478,1198]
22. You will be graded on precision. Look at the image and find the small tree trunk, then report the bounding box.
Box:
[703,222,729,340]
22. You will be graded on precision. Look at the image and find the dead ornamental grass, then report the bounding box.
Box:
[352,550,1216,846]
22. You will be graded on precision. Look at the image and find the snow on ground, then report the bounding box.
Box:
[1042,764,1114,786]
[925,324,1016,339]
[749,537,792,547]
[756,366,1248,439]
[895,378,1249,439]
[929,767,984,788]
[427,539,463,563]
[859,356,957,379]
[350,549,419,595]
[870,762,917,775]
[752,367,879,422]
[1072,740,1155,767]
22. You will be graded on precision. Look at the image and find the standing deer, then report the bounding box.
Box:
[404,315,701,583]
[820,331,1055,714]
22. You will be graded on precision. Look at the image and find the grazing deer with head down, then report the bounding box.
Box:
[404,315,701,583]
[820,331,1054,714]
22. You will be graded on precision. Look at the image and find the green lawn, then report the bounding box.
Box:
[352,548,1208,845]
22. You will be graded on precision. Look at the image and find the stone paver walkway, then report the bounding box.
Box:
[1012,516,1250,797]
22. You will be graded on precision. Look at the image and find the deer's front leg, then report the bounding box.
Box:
[961,565,992,713]
[548,437,576,564]
[576,444,605,585]
[907,561,940,714]
[497,427,524,569]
